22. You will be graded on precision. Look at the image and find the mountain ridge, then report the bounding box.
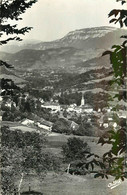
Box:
[0,26,125,53]
[0,26,124,78]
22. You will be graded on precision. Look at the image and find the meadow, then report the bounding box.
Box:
[2,121,126,195]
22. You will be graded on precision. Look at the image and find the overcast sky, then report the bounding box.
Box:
[9,0,127,41]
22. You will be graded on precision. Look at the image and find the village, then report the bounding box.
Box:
[1,0,127,194]
[1,89,126,136]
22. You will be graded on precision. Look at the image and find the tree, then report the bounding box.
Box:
[1,126,60,195]
[0,0,38,45]
[1,78,20,96]
[0,0,38,107]
[0,0,38,112]
[52,118,72,134]
[62,137,90,175]
[79,0,127,181]
[62,137,90,162]
[0,1,39,194]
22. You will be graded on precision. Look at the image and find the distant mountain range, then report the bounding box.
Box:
[0,39,41,54]
[1,26,125,53]
[0,26,125,74]
[32,26,125,50]
[0,26,125,96]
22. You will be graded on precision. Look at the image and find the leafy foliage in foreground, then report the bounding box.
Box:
[79,0,127,181]
[0,0,38,45]
[1,126,60,195]
[61,0,127,180]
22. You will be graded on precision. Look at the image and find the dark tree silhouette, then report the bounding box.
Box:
[79,0,127,181]
[0,1,39,194]
[0,0,38,95]
[0,0,38,45]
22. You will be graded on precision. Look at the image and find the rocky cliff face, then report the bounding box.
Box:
[0,26,125,73]
[1,26,125,52]
[1,26,124,97]
[32,26,124,50]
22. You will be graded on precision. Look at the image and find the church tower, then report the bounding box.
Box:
[80,93,85,106]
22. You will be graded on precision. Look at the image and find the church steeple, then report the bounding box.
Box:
[81,93,85,106]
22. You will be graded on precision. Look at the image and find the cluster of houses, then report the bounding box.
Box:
[66,94,93,114]
[1,89,127,133]
[19,93,94,133]
[41,101,61,113]
[96,101,127,129]
[21,115,80,133]
[21,118,53,132]
[41,93,93,114]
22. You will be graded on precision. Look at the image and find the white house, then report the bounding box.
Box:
[103,123,109,128]
[36,120,53,131]
[83,107,93,113]
[21,119,34,126]
[21,118,53,132]
[41,102,61,112]
[117,110,127,119]
[36,122,52,131]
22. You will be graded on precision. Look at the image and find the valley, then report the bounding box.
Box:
[1,26,127,195]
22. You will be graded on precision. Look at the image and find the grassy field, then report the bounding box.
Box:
[3,121,124,195]
[20,172,127,195]
[10,125,37,132]
[19,131,116,195]
[2,121,38,132]
[46,132,111,156]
